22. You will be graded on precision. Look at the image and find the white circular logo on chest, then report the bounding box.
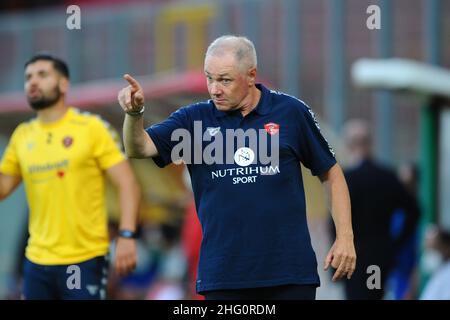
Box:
[234,147,255,167]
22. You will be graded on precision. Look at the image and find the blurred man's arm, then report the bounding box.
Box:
[320,163,356,281]
[0,173,21,200]
[106,160,141,276]
[394,178,420,249]
[118,74,158,158]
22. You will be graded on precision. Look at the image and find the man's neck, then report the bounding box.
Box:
[240,86,261,117]
[37,101,69,123]
[348,152,372,168]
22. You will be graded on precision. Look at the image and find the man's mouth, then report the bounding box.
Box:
[28,89,41,99]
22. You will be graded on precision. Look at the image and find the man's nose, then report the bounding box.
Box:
[27,77,39,88]
[210,82,222,95]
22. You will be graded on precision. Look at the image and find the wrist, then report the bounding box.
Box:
[118,229,138,239]
[336,232,354,240]
[126,106,145,116]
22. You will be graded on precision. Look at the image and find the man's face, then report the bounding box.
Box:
[204,53,253,112]
[24,60,66,110]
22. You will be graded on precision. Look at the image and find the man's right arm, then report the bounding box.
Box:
[123,113,158,158]
[0,173,21,200]
[119,74,158,159]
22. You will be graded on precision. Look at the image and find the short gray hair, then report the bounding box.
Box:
[205,35,257,72]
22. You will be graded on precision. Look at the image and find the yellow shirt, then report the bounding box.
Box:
[0,108,125,265]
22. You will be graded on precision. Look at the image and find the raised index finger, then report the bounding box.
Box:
[123,74,141,91]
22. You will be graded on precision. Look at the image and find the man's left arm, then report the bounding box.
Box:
[320,163,356,281]
[106,160,141,276]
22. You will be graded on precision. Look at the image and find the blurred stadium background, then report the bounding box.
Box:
[0,0,449,299]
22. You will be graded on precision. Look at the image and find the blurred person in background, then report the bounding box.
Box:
[0,53,140,299]
[145,223,188,300]
[420,226,450,300]
[386,163,421,299]
[340,119,419,300]
[118,35,356,300]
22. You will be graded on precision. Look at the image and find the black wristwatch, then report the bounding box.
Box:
[118,229,138,239]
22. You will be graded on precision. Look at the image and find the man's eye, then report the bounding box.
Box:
[222,79,231,84]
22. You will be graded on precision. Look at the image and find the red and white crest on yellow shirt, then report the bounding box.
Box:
[264,123,280,135]
[62,136,73,148]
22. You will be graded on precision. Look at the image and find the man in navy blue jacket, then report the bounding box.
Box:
[118,35,356,300]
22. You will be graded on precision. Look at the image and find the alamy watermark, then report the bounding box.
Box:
[366,264,381,290]
[66,265,81,290]
[65,5,380,32]
[170,121,280,168]
[366,5,381,30]
[66,5,81,30]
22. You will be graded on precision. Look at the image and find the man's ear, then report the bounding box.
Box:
[247,67,257,86]
[59,77,69,94]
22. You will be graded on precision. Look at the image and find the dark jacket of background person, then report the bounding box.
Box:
[339,120,420,300]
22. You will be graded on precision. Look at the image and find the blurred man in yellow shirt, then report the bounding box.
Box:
[0,54,140,299]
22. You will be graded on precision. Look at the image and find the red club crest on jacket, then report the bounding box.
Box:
[264,123,280,135]
[62,136,73,148]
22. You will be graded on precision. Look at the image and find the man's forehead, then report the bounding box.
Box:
[204,55,239,75]
[204,68,234,76]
